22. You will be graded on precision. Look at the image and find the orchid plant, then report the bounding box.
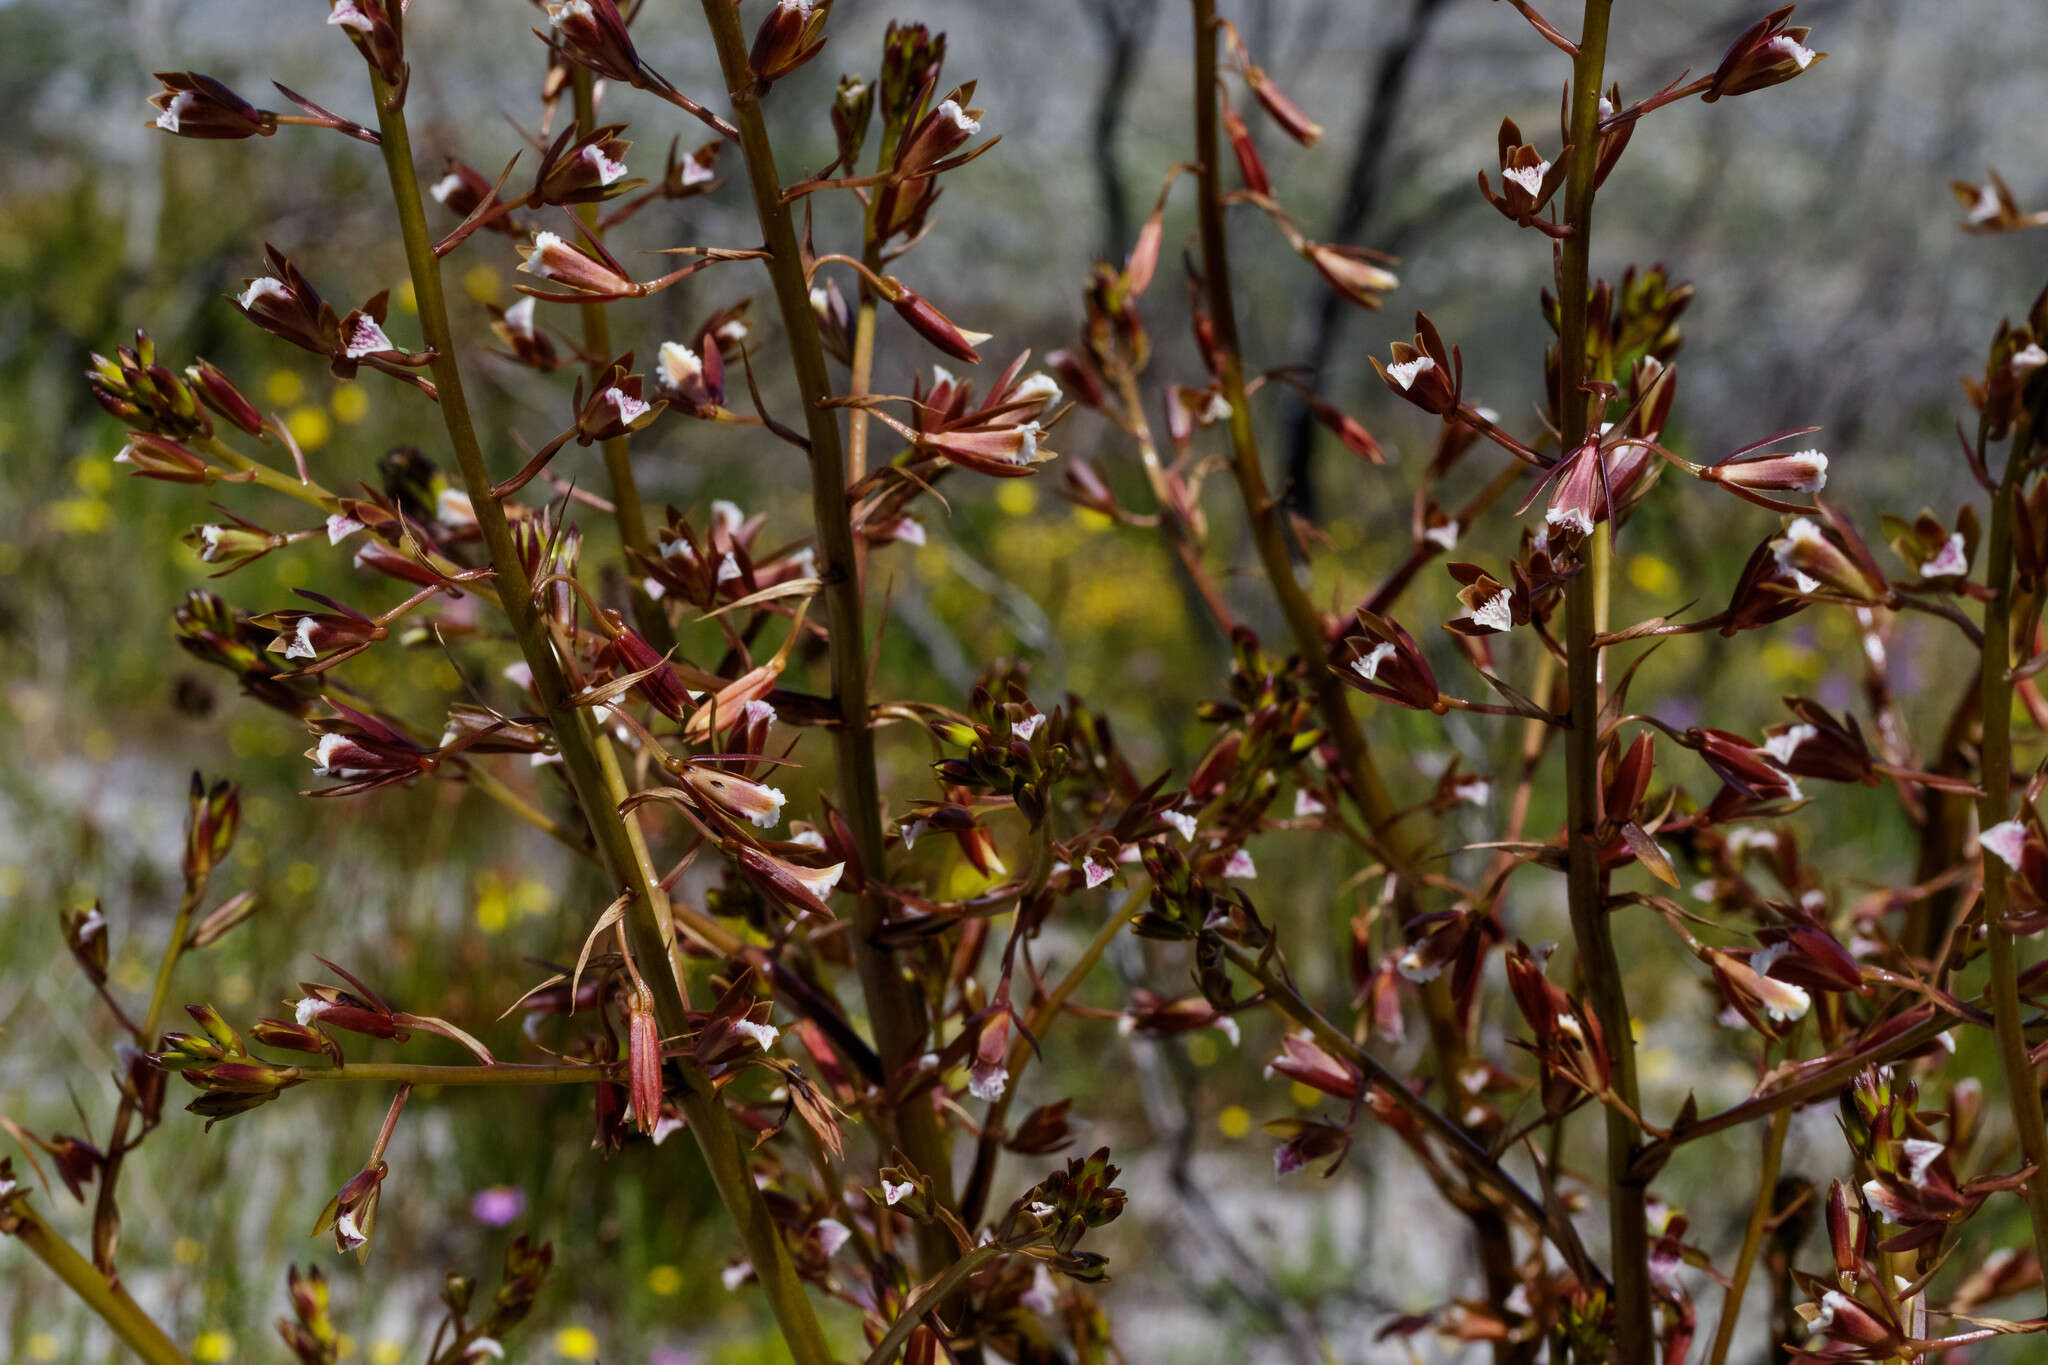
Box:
[9,1,2048,1363]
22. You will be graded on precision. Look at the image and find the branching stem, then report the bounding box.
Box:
[367,72,832,1365]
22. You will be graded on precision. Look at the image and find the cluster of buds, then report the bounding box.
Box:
[90,333,265,442]
[151,1004,301,1126]
[928,684,1073,826]
[990,1147,1127,1279]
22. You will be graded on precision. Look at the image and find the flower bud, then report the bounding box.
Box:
[533,124,638,206]
[1770,513,1885,602]
[60,903,110,985]
[185,360,266,436]
[832,75,874,168]
[542,0,642,84]
[1303,242,1399,310]
[627,991,662,1134]
[749,0,830,85]
[115,432,211,483]
[183,773,240,884]
[888,282,989,364]
[518,230,634,298]
[150,72,275,139]
[1704,5,1824,102]
[1702,447,1828,494]
[315,1161,387,1258]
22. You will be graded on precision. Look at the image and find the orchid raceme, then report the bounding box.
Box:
[19,2,2048,1365]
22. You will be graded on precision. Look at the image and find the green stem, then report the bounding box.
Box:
[862,1242,1008,1365]
[1703,1107,1789,1365]
[1976,407,2048,1286]
[1548,2,1649,1355]
[1548,2,1646,1358]
[688,1,959,1237]
[198,436,341,511]
[960,884,1142,1226]
[567,68,668,651]
[1186,0,1425,884]
[366,74,833,1365]
[89,876,206,1271]
[3,1203,189,1365]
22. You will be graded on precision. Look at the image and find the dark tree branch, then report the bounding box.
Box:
[1279,0,1451,519]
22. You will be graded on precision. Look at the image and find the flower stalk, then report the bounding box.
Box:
[687,0,961,1245]
[3,1201,189,1365]
[1974,401,2048,1287]
[1552,0,1653,1355]
[566,66,667,649]
[365,70,833,1365]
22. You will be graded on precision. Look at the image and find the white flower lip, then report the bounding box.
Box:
[1921,532,1968,578]
[1385,356,1436,390]
[1161,809,1198,843]
[1224,849,1256,880]
[1012,712,1044,741]
[551,0,596,31]
[286,616,320,660]
[1763,724,1815,767]
[335,1209,367,1248]
[1546,506,1594,537]
[1350,642,1397,682]
[525,231,566,277]
[238,277,289,311]
[344,316,393,359]
[328,0,374,33]
[936,99,980,136]
[1012,372,1062,408]
[1766,35,1817,69]
[1787,448,1828,491]
[156,91,196,134]
[1468,589,1515,634]
[580,143,628,185]
[1423,521,1460,550]
[968,1063,1007,1102]
[604,386,650,424]
[732,1019,779,1051]
[294,995,332,1026]
[429,173,465,204]
[326,513,364,545]
[1397,947,1443,983]
[1983,819,2029,870]
[663,343,704,392]
[1502,160,1550,198]
[503,296,536,335]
